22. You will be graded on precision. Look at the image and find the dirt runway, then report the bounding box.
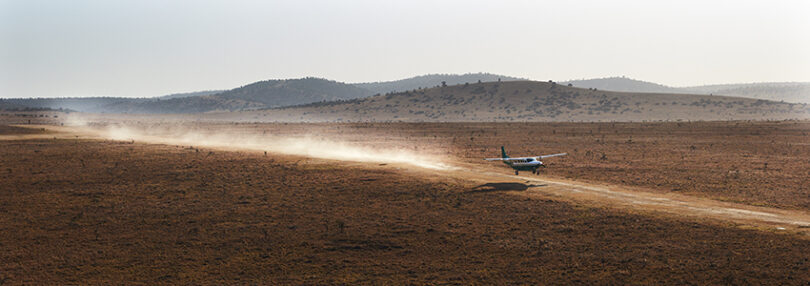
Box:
[14,123,810,236]
[443,167,810,234]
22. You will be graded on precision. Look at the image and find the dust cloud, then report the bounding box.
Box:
[66,117,455,170]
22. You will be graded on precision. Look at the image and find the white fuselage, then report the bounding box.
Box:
[504,157,544,168]
[484,149,566,173]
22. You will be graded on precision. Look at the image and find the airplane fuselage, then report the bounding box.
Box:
[485,146,566,175]
[502,157,545,171]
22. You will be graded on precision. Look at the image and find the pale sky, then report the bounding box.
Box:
[2,0,809,98]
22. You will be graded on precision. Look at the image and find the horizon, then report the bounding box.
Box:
[2,0,809,98]
[2,73,810,99]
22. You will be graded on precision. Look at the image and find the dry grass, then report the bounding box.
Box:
[229,81,810,122]
[0,125,51,135]
[140,120,810,210]
[1,126,810,284]
[453,121,810,210]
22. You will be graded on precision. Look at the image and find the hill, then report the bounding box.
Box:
[2,78,372,114]
[215,77,373,108]
[224,81,810,122]
[0,91,222,113]
[354,73,524,94]
[6,75,807,114]
[157,90,224,100]
[681,82,810,104]
[559,77,810,104]
[1,97,147,113]
[561,77,681,94]
[0,99,29,110]
[79,78,375,114]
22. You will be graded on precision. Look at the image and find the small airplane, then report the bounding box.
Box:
[485,146,567,175]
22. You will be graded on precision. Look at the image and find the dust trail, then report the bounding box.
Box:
[77,122,455,170]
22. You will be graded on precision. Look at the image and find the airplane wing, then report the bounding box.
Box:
[537,153,567,159]
[484,157,535,161]
[485,153,568,161]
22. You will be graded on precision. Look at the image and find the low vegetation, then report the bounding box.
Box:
[2,126,809,284]
[155,120,810,210]
[234,81,810,122]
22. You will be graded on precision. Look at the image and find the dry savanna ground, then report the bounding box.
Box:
[123,120,810,210]
[1,118,810,284]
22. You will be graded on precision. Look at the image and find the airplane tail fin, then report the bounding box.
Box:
[501,146,509,159]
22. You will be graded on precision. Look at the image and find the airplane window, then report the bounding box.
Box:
[527,158,534,162]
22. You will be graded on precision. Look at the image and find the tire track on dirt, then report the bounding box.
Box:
[19,124,810,236]
[444,167,810,234]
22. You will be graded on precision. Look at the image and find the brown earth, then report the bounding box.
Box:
[82,120,808,211]
[0,111,63,125]
[0,125,51,135]
[2,120,810,284]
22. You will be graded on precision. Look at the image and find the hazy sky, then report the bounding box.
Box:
[2,0,809,98]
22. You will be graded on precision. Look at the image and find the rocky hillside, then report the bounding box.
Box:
[561,77,681,94]
[225,81,810,122]
[157,90,224,100]
[355,73,523,94]
[1,97,146,112]
[2,78,374,114]
[681,83,810,104]
[100,78,375,113]
[560,77,810,104]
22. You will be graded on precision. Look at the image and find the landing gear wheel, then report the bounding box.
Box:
[531,168,537,174]
[515,170,519,175]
